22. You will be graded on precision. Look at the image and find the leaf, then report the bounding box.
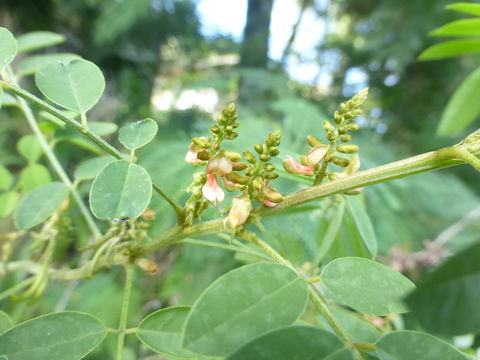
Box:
[17,134,44,162]
[0,165,13,190]
[430,19,480,37]
[437,67,480,135]
[119,118,158,151]
[17,53,80,77]
[19,163,51,193]
[376,331,468,360]
[88,121,118,136]
[405,240,480,336]
[418,39,480,60]
[447,2,480,16]
[321,257,415,315]
[16,31,64,53]
[0,191,19,218]
[322,308,381,344]
[316,201,345,264]
[0,311,107,360]
[0,311,13,335]
[226,325,353,360]
[0,27,17,71]
[15,182,69,230]
[35,59,105,114]
[345,195,378,257]
[74,156,115,181]
[90,160,152,219]
[137,306,196,359]
[182,263,308,357]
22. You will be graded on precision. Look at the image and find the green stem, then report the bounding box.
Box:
[2,82,186,222]
[116,265,134,360]
[6,71,102,239]
[180,238,271,261]
[0,277,35,302]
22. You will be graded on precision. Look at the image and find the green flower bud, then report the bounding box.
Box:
[266,130,281,147]
[263,172,279,179]
[337,144,359,154]
[225,172,250,185]
[268,147,280,156]
[197,150,211,161]
[332,156,349,167]
[260,154,270,162]
[232,161,248,171]
[264,163,275,172]
[254,144,264,154]
[224,150,242,162]
[243,150,256,164]
[339,134,352,142]
[307,135,323,147]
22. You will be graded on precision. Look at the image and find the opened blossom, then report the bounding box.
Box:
[201,154,233,203]
[283,145,328,176]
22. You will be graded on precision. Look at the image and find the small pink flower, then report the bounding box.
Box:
[185,144,202,165]
[283,156,315,175]
[202,173,225,203]
[263,199,278,207]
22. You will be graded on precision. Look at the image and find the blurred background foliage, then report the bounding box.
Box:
[1,0,480,357]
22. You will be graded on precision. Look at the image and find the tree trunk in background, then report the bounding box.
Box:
[240,0,274,68]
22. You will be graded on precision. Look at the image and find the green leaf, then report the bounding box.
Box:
[15,182,69,230]
[316,200,345,264]
[137,306,196,359]
[0,191,19,218]
[17,53,80,77]
[19,163,51,193]
[430,19,480,37]
[35,59,105,114]
[345,195,378,257]
[90,160,152,219]
[321,257,415,315]
[17,31,64,53]
[406,240,480,336]
[418,39,480,60]
[74,156,115,181]
[437,67,480,135]
[376,331,468,360]
[447,2,480,16]
[88,121,118,136]
[0,82,3,109]
[182,263,308,357]
[226,325,353,360]
[323,309,381,344]
[0,311,107,360]
[0,27,17,71]
[0,311,13,335]
[119,118,158,151]
[0,165,13,190]
[17,134,43,162]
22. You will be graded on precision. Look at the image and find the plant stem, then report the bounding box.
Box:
[6,71,102,239]
[2,82,186,222]
[116,265,134,360]
[180,238,271,261]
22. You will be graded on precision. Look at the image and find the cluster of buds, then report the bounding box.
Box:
[184,104,284,228]
[283,89,368,186]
